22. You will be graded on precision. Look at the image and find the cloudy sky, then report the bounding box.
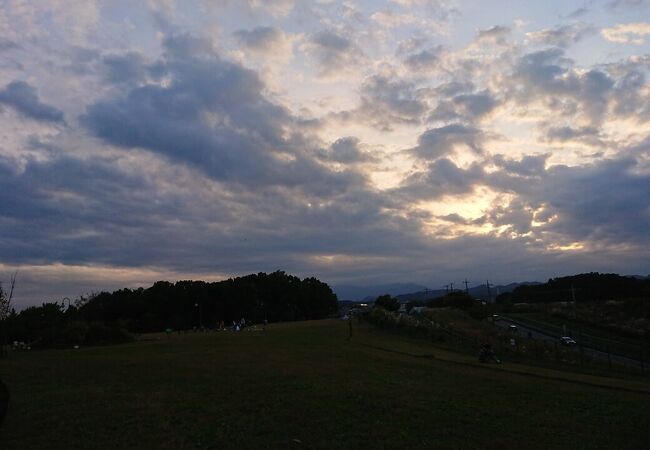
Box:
[1,0,649,307]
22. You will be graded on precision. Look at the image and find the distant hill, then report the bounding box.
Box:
[629,274,650,280]
[333,283,427,301]
[334,273,650,304]
[333,281,540,303]
[396,282,541,303]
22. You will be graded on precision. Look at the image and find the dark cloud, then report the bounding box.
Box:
[475,151,650,248]
[433,81,475,97]
[429,90,498,122]
[486,198,537,235]
[102,52,148,84]
[544,125,601,142]
[0,38,19,52]
[0,81,64,123]
[410,124,485,160]
[437,213,484,225]
[476,25,511,45]
[3,147,648,308]
[516,157,650,245]
[318,137,376,163]
[526,23,595,48]
[610,68,650,122]
[305,30,365,77]
[396,158,483,200]
[198,0,296,17]
[393,146,649,253]
[608,0,650,10]
[566,7,589,19]
[83,34,359,195]
[233,26,287,53]
[404,46,443,72]
[0,150,421,289]
[356,74,428,129]
[395,36,428,55]
[510,49,614,124]
[492,153,549,178]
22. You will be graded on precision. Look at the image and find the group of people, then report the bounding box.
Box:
[164,318,269,334]
[231,318,247,331]
[221,317,268,331]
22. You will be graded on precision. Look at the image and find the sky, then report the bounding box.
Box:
[1,0,649,308]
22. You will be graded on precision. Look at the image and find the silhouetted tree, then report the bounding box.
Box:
[6,271,338,346]
[496,273,650,304]
[0,273,16,357]
[375,294,400,312]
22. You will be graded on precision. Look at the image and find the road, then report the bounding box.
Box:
[492,316,646,371]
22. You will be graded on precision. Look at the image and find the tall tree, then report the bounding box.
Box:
[0,272,17,357]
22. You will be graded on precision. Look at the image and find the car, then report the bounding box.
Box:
[508,324,518,332]
[559,336,577,346]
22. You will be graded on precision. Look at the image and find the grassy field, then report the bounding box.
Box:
[1,319,649,449]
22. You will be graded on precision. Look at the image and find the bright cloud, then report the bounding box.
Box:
[602,22,650,44]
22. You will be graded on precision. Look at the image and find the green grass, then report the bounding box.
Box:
[1,320,649,449]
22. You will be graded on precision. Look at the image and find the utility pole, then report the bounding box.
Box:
[486,280,492,304]
[571,284,576,319]
[449,282,454,292]
[464,279,469,295]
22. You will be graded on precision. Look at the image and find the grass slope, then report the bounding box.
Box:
[0,320,649,449]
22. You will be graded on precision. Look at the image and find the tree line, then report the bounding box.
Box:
[496,273,650,304]
[2,271,338,348]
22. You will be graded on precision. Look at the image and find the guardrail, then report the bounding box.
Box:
[497,314,646,374]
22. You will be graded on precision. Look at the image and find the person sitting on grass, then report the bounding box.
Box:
[479,344,501,364]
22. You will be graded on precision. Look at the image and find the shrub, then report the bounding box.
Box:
[84,323,133,345]
[374,295,400,312]
[63,321,89,344]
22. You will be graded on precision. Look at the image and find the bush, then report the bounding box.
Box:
[428,292,477,310]
[374,294,400,312]
[466,305,489,320]
[84,323,133,345]
[63,321,89,344]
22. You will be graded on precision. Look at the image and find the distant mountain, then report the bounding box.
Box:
[333,283,428,301]
[629,274,650,280]
[396,282,541,303]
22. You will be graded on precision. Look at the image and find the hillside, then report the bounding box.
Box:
[1,320,648,449]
